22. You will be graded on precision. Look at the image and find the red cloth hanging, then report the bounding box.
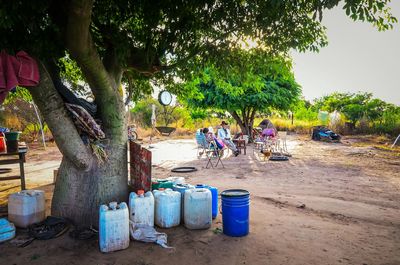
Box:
[0,50,40,103]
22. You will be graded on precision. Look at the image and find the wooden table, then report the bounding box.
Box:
[0,149,27,190]
[233,139,246,155]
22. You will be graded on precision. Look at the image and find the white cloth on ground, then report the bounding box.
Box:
[129,221,173,249]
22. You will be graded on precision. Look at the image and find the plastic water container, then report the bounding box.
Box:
[221,189,250,237]
[153,189,181,228]
[172,183,195,222]
[129,190,154,227]
[152,179,174,190]
[166,176,185,185]
[99,202,130,253]
[196,184,218,219]
[0,218,16,243]
[8,190,46,228]
[184,188,212,230]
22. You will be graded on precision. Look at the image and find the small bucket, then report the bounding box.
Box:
[221,189,250,237]
[5,132,21,153]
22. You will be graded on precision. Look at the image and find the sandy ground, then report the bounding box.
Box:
[0,135,399,265]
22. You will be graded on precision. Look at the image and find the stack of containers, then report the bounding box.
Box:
[153,189,181,228]
[99,202,130,253]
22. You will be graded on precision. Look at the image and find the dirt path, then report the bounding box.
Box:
[1,135,399,265]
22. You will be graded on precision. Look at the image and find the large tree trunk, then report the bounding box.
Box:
[231,109,256,142]
[27,0,129,226]
[29,61,128,226]
[52,144,128,227]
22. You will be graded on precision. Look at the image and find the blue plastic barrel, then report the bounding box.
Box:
[221,189,250,237]
[196,184,218,219]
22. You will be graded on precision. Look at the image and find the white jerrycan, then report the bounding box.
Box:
[184,188,212,229]
[153,189,181,228]
[129,190,154,227]
[8,190,46,228]
[99,202,130,253]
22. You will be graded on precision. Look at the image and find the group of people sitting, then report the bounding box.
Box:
[196,121,240,157]
[196,119,278,157]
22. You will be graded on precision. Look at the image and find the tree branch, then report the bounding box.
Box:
[103,45,123,85]
[231,110,246,133]
[250,108,256,127]
[65,0,125,142]
[28,61,93,170]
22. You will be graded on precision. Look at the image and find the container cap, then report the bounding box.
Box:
[221,189,249,197]
[158,188,165,191]
[137,190,145,195]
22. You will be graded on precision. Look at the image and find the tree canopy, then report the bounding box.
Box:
[184,51,301,135]
[314,92,396,124]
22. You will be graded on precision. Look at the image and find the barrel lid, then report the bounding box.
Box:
[137,190,145,195]
[221,189,249,197]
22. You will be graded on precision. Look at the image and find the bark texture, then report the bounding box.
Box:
[231,108,256,141]
[52,144,128,227]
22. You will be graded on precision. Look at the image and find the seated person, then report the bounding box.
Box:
[202,127,214,144]
[259,119,277,137]
[217,121,239,156]
[261,128,276,138]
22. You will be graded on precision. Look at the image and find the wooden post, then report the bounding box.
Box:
[19,152,26,190]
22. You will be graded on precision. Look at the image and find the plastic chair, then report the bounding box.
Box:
[277,131,288,155]
[195,130,208,158]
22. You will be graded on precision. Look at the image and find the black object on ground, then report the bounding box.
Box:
[171,167,198,173]
[69,226,98,240]
[28,216,70,240]
[312,126,341,141]
[269,156,289,161]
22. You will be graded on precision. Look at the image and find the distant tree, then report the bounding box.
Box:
[314,92,393,125]
[185,52,301,136]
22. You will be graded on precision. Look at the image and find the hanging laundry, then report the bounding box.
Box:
[0,50,40,104]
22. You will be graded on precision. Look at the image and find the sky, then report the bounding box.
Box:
[291,2,400,105]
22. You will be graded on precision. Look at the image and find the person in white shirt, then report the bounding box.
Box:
[217,121,239,156]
